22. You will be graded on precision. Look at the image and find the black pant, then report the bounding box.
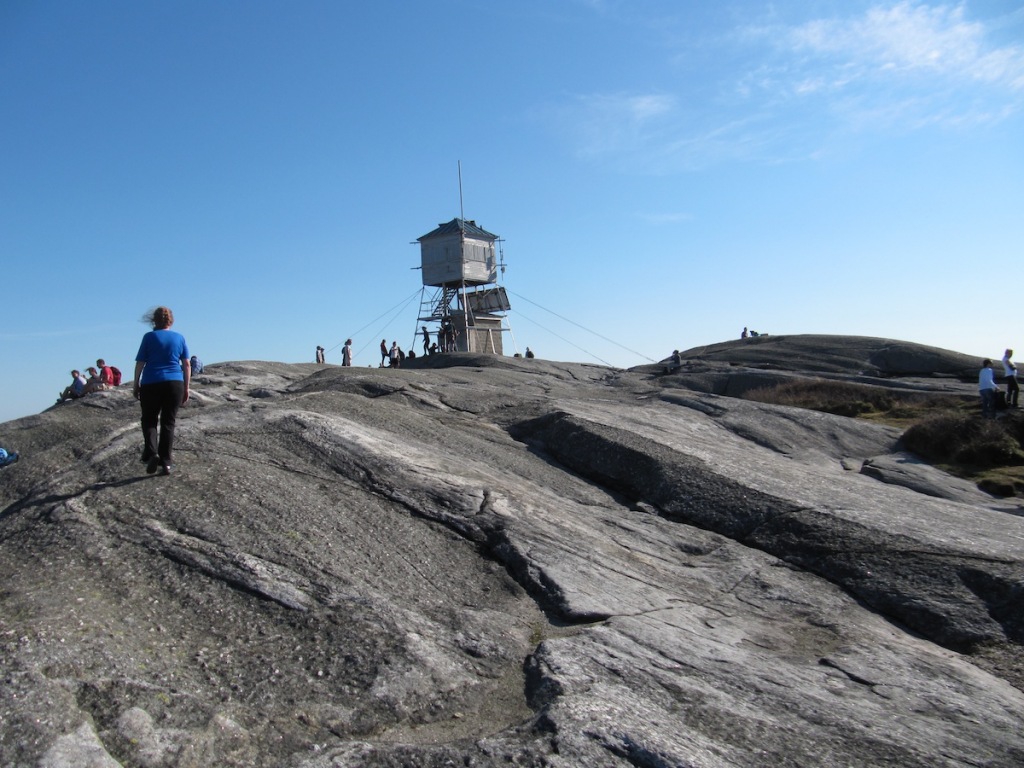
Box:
[1007,375,1020,407]
[140,380,184,465]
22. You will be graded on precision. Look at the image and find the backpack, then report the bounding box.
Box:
[110,366,123,386]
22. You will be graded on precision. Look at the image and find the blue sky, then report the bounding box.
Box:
[2,0,1023,424]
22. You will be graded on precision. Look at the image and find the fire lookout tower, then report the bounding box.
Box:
[415,218,512,354]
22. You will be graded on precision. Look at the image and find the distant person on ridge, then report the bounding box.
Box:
[422,326,430,355]
[389,341,400,368]
[741,327,748,339]
[380,339,388,367]
[664,349,682,374]
[342,339,353,367]
[525,347,535,359]
[1002,349,1018,408]
[190,355,203,375]
[979,359,1000,419]
[134,306,191,477]
[316,345,325,364]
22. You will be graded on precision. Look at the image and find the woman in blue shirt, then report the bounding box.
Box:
[133,306,191,476]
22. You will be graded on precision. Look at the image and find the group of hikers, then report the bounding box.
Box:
[410,323,460,361]
[315,339,419,368]
[57,359,123,402]
[57,355,203,404]
[315,325,535,368]
[979,349,1019,418]
[314,325,458,368]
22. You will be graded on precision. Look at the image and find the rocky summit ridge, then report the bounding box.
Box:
[1,334,1022,767]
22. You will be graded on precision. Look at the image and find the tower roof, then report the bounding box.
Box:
[417,218,498,242]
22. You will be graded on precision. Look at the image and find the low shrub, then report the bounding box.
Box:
[745,380,892,414]
[900,414,973,462]
[901,414,1022,468]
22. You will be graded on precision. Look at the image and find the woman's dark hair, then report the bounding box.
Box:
[144,306,174,330]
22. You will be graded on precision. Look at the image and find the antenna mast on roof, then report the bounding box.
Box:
[458,160,465,223]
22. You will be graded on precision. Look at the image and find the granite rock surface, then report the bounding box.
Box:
[1,335,1022,767]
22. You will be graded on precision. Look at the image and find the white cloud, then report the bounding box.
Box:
[547,3,1024,172]
[786,1,1024,89]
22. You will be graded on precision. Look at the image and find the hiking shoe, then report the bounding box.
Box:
[146,457,161,475]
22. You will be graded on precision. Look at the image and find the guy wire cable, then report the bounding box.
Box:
[361,289,423,359]
[507,289,659,364]
[513,309,616,367]
[325,287,422,357]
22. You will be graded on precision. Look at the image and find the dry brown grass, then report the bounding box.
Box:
[743,379,967,422]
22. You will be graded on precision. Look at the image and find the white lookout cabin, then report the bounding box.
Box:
[416,218,511,355]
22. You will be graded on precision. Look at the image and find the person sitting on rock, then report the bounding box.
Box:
[82,366,107,394]
[664,349,683,374]
[58,370,87,402]
[96,359,116,388]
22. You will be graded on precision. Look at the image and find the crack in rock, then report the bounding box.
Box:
[126,518,316,611]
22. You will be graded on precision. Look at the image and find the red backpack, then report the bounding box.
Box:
[110,366,122,386]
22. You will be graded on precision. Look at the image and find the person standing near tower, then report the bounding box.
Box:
[979,359,1000,419]
[1003,349,1019,408]
[342,339,353,366]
